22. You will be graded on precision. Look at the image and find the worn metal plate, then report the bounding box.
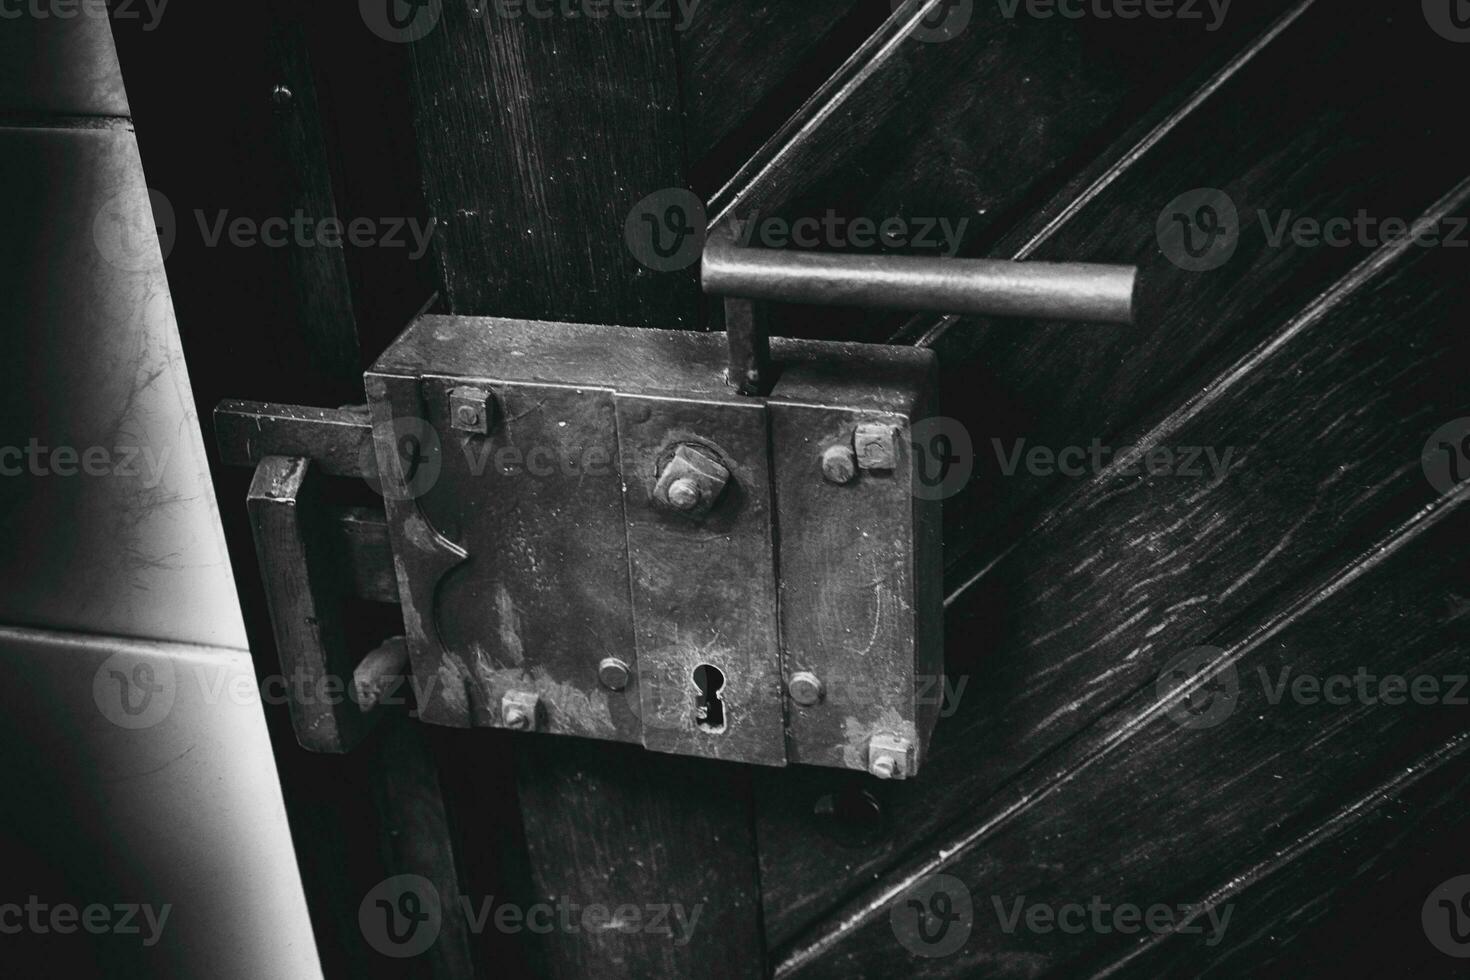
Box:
[768,342,942,774]
[365,366,640,742]
[616,394,787,767]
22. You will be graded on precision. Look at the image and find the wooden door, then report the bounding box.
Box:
[114,1,1470,976]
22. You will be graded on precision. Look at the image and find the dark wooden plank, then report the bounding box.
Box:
[337,506,400,604]
[778,487,1470,975]
[755,176,1470,944]
[1100,733,1470,977]
[513,739,766,979]
[264,5,363,400]
[405,2,698,327]
[679,0,884,178]
[400,8,769,978]
[927,0,1467,572]
[709,0,1293,279]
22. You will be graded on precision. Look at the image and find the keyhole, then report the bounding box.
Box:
[693,664,726,733]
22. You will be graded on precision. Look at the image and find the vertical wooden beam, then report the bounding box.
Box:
[404,6,765,977]
[405,2,701,329]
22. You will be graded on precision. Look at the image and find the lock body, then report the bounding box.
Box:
[361,315,942,774]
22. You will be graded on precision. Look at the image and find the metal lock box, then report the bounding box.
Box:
[217,235,1135,778]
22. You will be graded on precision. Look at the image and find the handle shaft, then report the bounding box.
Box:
[703,239,1137,324]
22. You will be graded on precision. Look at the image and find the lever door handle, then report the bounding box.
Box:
[702,228,1137,394]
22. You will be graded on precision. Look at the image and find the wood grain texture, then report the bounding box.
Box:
[679,0,883,181]
[925,1,1470,578]
[1097,732,1470,977]
[265,9,363,399]
[514,739,767,979]
[779,485,1470,976]
[710,0,1293,286]
[756,171,1470,947]
[406,1,698,327]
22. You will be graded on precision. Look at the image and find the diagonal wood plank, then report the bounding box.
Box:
[755,169,1470,945]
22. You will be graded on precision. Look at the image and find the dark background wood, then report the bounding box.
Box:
[112,0,1470,976]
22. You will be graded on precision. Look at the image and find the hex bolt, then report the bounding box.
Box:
[598,657,631,692]
[854,423,900,472]
[654,444,732,517]
[867,732,912,780]
[788,671,824,707]
[667,478,702,512]
[821,443,857,485]
[449,387,495,435]
[501,691,540,732]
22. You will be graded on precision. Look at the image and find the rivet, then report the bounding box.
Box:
[598,657,631,692]
[821,444,857,485]
[788,671,824,707]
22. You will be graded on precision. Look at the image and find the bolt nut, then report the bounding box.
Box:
[450,387,494,435]
[501,691,540,731]
[854,423,900,471]
[821,443,857,485]
[598,657,631,692]
[867,732,913,780]
[654,444,731,517]
[788,671,824,707]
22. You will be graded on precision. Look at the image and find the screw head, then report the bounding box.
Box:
[504,708,531,731]
[456,405,479,427]
[667,477,702,512]
[598,657,631,692]
[271,83,294,108]
[870,755,897,780]
[788,671,824,707]
[821,444,857,485]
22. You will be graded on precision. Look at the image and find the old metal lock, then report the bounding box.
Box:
[217,232,1134,779]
